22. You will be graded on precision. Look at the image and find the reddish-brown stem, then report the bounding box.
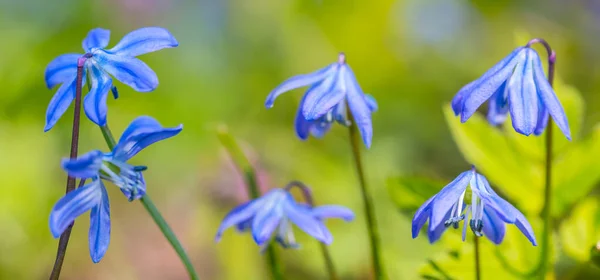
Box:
[48,55,89,280]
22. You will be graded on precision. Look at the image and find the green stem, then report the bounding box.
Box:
[101,125,117,149]
[100,125,199,280]
[216,127,283,280]
[474,236,481,280]
[347,113,386,280]
[140,195,199,280]
[320,243,339,280]
[539,116,553,279]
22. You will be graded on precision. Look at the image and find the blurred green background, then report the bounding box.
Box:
[2,0,600,279]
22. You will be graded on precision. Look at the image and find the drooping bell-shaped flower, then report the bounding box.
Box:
[44,27,178,131]
[48,116,182,262]
[451,44,570,139]
[215,188,354,250]
[412,167,537,245]
[266,53,377,148]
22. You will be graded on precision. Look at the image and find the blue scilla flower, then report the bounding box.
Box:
[412,167,537,245]
[265,53,377,148]
[215,188,354,249]
[49,116,182,262]
[451,45,571,139]
[44,27,178,131]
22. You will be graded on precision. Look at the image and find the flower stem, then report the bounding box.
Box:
[474,236,481,280]
[532,38,556,279]
[496,39,556,279]
[49,56,88,280]
[216,127,283,280]
[284,181,339,280]
[101,125,117,149]
[347,113,386,280]
[140,195,199,280]
[100,125,199,280]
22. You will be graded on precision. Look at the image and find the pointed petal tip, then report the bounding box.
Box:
[460,113,471,123]
[513,127,534,137]
[49,225,62,238]
[91,254,104,263]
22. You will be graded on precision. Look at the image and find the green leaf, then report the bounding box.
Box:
[420,218,551,280]
[559,197,600,262]
[552,126,600,216]
[386,176,445,216]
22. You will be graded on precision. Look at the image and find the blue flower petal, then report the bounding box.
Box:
[45,77,77,132]
[482,209,505,244]
[430,171,471,229]
[82,28,111,52]
[83,65,113,126]
[302,66,346,120]
[108,27,178,57]
[49,180,102,238]
[251,204,284,245]
[456,47,526,122]
[235,218,253,232]
[311,205,355,221]
[451,80,476,116]
[89,183,110,263]
[486,81,509,126]
[309,121,332,139]
[473,174,516,223]
[532,50,571,139]
[45,54,80,89]
[265,64,336,108]
[112,116,183,161]
[215,199,264,241]
[507,49,539,136]
[295,94,312,140]
[93,49,158,92]
[534,99,549,136]
[61,150,104,178]
[514,211,537,246]
[284,195,333,245]
[299,72,337,117]
[345,66,373,148]
[427,210,452,243]
[364,94,378,112]
[412,196,434,238]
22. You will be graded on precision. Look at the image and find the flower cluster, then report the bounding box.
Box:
[45,27,180,263]
[43,24,568,276]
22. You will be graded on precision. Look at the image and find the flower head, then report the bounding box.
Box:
[49,116,182,262]
[412,167,537,245]
[451,44,570,139]
[44,27,178,131]
[215,188,354,249]
[266,53,377,148]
